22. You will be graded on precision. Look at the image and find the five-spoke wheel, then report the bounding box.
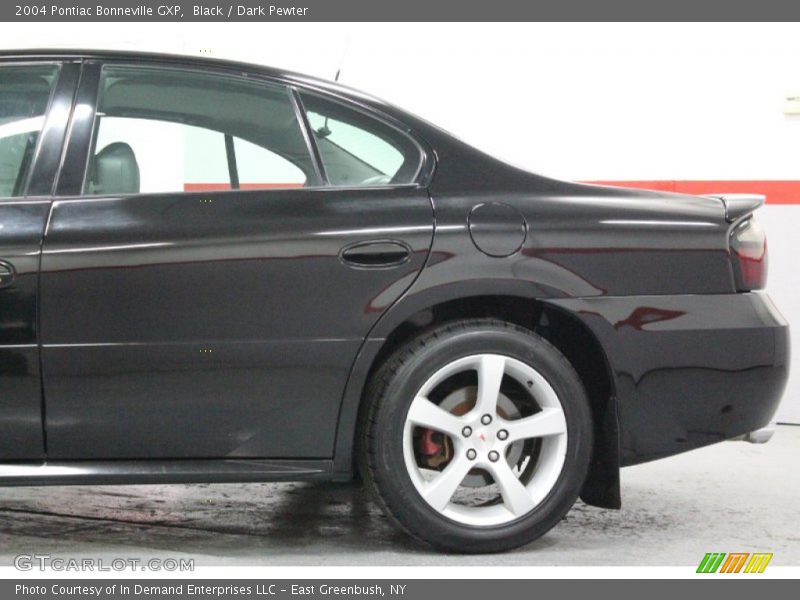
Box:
[403,354,568,526]
[361,319,592,553]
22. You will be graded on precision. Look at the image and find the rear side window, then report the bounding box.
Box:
[300,92,422,187]
[84,66,315,196]
[0,65,58,198]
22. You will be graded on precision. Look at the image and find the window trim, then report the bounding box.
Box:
[290,88,327,186]
[55,60,101,196]
[223,133,240,190]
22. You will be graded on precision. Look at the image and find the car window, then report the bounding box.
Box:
[0,65,58,198]
[300,92,421,187]
[84,66,314,196]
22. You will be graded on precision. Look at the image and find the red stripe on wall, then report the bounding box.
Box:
[183,183,304,192]
[586,180,800,205]
[184,180,800,204]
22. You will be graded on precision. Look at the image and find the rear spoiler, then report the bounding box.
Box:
[705,194,765,223]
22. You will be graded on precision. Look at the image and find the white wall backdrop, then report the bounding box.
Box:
[2,22,798,422]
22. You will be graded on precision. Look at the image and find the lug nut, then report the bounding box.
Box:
[466,449,477,460]
[498,429,509,441]
[462,426,472,438]
[481,414,492,425]
[488,450,500,462]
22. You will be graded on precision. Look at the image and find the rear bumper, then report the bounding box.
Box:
[545,292,789,466]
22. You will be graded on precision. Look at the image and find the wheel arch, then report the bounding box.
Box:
[333,283,621,510]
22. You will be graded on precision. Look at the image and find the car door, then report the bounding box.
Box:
[0,60,77,460]
[39,61,433,460]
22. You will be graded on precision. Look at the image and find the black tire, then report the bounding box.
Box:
[360,318,593,553]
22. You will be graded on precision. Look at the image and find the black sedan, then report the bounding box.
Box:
[0,50,788,553]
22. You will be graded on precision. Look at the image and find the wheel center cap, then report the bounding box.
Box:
[474,428,492,449]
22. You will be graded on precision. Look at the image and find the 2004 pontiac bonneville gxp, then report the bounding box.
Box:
[0,50,789,553]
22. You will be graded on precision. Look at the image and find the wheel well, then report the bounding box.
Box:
[362,295,621,509]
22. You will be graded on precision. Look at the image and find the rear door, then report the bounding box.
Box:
[0,60,77,459]
[40,61,433,460]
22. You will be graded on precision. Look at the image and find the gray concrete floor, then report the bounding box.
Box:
[1,426,798,566]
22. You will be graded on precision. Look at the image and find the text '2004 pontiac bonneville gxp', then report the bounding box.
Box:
[0,50,789,553]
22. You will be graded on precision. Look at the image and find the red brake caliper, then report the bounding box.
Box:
[418,429,454,469]
[420,429,442,456]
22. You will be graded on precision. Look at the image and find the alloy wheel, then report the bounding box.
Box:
[402,353,568,526]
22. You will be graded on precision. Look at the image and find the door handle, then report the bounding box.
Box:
[340,240,412,268]
[0,261,15,289]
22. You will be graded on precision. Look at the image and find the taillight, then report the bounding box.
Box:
[730,216,768,291]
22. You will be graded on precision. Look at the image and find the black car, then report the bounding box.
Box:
[0,50,789,553]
